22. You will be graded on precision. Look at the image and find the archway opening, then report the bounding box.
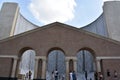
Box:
[77,49,96,80]
[47,50,66,80]
[18,49,36,80]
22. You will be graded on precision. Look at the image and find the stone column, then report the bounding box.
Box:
[96,59,101,72]
[34,58,39,79]
[41,57,46,79]
[11,57,18,77]
[73,57,77,72]
[65,57,69,80]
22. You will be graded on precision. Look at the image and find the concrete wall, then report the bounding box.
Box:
[103,1,120,41]
[14,13,38,35]
[0,2,38,40]
[81,13,108,37]
[0,2,19,40]
[82,1,120,42]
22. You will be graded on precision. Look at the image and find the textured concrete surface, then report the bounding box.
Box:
[0,3,19,40]
[103,1,120,41]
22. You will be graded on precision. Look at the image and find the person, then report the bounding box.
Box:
[28,70,32,80]
[72,71,77,80]
[98,72,103,80]
[51,71,54,80]
[25,72,29,80]
[94,72,98,80]
[114,70,118,78]
[61,74,65,80]
[107,69,110,77]
[69,71,73,80]
[54,69,58,80]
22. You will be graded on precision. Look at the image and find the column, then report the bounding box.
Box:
[73,57,77,72]
[34,58,39,79]
[65,58,69,80]
[11,57,18,77]
[97,59,101,72]
[41,58,46,79]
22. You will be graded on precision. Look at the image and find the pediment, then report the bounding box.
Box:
[0,22,120,45]
[1,22,120,57]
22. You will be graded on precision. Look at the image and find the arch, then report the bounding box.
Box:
[47,47,65,56]
[76,48,96,80]
[18,47,33,57]
[77,47,96,59]
[18,49,36,79]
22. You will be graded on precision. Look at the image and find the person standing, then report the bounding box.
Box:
[69,71,73,80]
[114,70,118,78]
[51,71,55,80]
[54,69,58,80]
[98,72,103,80]
[28,71,32,80]
[72,71,77,80]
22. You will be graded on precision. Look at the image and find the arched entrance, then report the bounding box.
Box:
[18,49,36,80]
[47,50,66,80]
[77,49,96,80]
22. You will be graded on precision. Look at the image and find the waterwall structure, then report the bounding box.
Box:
[0,1,120,80]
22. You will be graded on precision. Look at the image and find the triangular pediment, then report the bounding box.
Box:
[0,22,120,45]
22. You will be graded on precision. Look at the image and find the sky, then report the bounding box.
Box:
[0,0,116,28]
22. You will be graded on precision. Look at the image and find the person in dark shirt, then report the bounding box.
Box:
[72,71,77,80]
[107,69,110,77]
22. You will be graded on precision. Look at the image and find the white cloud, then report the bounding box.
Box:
[29,0,76,24]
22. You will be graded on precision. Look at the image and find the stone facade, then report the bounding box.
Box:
[0,1,120,80]
[0,22,120,80]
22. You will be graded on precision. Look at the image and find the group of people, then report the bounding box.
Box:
[69,71,77,80]
[107,69,118,78]
[96,70,118,80]
[25,71,32,80]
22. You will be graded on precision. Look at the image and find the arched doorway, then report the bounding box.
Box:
[18,49,36,80]
[77,49,96,80]
[47,50,66,80]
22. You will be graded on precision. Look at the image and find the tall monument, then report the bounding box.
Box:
[0,3,19,40]
[103,1,120,41]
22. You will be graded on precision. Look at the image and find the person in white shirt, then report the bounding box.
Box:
[69,71,73,80]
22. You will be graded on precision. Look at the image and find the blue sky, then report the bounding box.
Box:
[0,0,112,28]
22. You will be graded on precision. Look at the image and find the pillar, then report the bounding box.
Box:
[0,3,19,40]
[97,59,101,72]
[11,57,18,77]
[34,58,39,79]
[66,57,69,80]
[41,58,46,79]
[73,57,77,72]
